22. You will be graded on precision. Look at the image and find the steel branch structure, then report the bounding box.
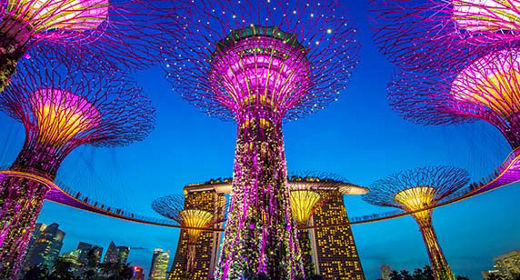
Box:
[152,194,219,274]
[0,58,154,278]
[0,0,182,92]
[389,48,520,149]
[370,0,520,71]
[164,1,360,279]
[363,166,470,280]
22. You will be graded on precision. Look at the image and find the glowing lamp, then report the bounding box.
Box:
[179,209,214,240]
[31,89,101,145]
[289,190,321,225]
[394,187,436,222]
[6,0,109,33]
[452,0,520,32]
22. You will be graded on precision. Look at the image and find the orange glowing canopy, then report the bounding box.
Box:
[289,190,321,225]
[31,89,101,145]
[394,186,436,221]
[180,209,214,239]
[451,49,520,119]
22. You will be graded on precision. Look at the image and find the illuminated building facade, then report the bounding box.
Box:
[77,242,103,266]
[494,250,520,279]
[23,223,65,270]
[168,179,228,280]
[311,190,365,280]
[103,241,129,264]
[149,249,170,280]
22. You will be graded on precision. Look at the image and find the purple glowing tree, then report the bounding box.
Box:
[0,58,154,278]
[163,1,360,278]
[388,47,520,149]
[363,166,470,280]
[0,0,182,92]
[370,0,520,71]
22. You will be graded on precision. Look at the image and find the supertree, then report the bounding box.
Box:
[0,58,154,278]
[152,194,219,275]
[288,175,368,276]
[0,0,182,92]
[370,0,520,71]
[388,47,520,150]
[163,1,359,278]
[363,166,470,280]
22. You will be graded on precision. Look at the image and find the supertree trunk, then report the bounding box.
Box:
[186,240,197,273]
[297,228,314,276]
[0,141,63,278]
[418,219,454,280]
[216,108,303,280]
[0,177,49,278]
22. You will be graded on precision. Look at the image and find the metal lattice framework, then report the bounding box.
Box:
[152,194,218,274]
[363,166,470,280]
[163,1,359,279]
[0,57,154,278]
[370,0,520,71]
[388,47,520,149]
[0,0,183,92]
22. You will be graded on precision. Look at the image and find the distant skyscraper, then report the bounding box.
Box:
[77,242,103,266]
[23,223,65,270]
[381,265,391,280]
[131,266,145,280]
[103,241,129,264]
[59,249,83,275]
[311,190,365,280]
[168,180,228,280]
[150,249,170,280]
[23,223,47,265]
[493,250,520,279]
[117,246,130,264]
[104,241,119,263]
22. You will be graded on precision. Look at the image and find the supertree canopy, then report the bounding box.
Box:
[363,166,470,280]
[370,0,520,71]
[0,58,154,278]
[152,194,218,274]
[388,47,520,149]
[164,1,359,278]
[0,0,182,92]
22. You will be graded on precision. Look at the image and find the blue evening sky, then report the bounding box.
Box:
[0,1,518,279]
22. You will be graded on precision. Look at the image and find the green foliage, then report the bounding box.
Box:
[387,266,467,280]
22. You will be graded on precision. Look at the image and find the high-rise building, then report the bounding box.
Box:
[23,223,65,270]
[103,241,129,264]
[117,246,130,264]
[310,190,365,280]
[381,265,391,280]
[23,223,47,266]
[104,241,119,263]
[168,179,228,280]
[131,266,145,280]
[484,250,520,279]
[77,242,103,266]
[59,249,83,275]
[150,249,170,280]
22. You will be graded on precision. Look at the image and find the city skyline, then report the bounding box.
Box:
[1,1,519,280]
